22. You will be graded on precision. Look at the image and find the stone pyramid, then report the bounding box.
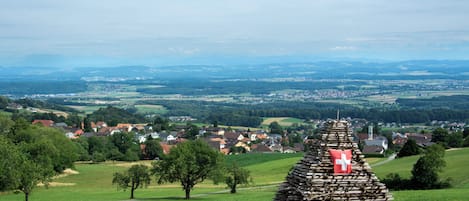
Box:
[275,120,393,201]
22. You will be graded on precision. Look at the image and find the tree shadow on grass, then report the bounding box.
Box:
[136,197,208,200]
[135,191,231,201]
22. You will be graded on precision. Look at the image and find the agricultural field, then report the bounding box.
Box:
[1,149,468,201]
[261,117,305,127]
[134,104,168,115]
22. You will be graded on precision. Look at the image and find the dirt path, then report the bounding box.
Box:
[371,153,397,167]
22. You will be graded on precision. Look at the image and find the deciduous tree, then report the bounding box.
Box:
[152,140,223,199]
[225,162,251,193]
[112,164,151,199]
[411,144,446,189]
[397,139,420,158]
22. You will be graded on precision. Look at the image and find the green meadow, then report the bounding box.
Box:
[1,149,469,201]
[261,117,305,127]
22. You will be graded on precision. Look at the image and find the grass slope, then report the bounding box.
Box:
[373,148,469,187]
[1,149,468,201]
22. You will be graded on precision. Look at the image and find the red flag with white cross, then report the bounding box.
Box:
[329,149,352,174]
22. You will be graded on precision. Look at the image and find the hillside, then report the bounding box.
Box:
[373,148,469,187]
[1,149,468,201]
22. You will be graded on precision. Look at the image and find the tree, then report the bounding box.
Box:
[184,124,200,140]
[0,114,14,135]
[0,136,22,191]
[152,140,223,199]
[17,159,53,201]
[447,132,463,148]
[397,139,421,158]
[0,96,9,109]
[83,117,93,132]
[110,132,135,154]
[143,139,163,160]
[463,136,469,147]
[411,144,446,189]
[0,116,77,201]
[225,162,251,193]
[463,127,469,138]
[431,128,449,146]
[112,164,151,199]
[153,116,169,132]
[269,121,283,134]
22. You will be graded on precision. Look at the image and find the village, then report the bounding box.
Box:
[31,116,466,158]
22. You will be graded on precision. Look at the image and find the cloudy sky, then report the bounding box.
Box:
[1,0,469,67]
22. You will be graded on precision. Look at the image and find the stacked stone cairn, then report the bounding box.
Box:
[275,120,393,201]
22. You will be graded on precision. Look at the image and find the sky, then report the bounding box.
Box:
[1,0,469,67]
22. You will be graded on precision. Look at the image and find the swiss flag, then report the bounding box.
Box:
[329,149,352,174]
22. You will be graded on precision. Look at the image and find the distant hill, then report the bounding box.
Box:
[1,60,469,82]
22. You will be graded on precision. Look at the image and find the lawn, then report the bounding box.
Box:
[0,153,301,201]
[1,149,469,201]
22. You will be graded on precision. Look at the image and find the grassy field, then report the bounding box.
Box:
[261,117,304,127]
[1,149,469,201]
[0,153,301,201]
[135,104,168,115]
[68,105,107,114]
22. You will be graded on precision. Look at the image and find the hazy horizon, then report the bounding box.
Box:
[1,0,469,67]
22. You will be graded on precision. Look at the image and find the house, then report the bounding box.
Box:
[65,132,77,139]
[32,120,54,127]
[138,135,147,143]
[116,123,133,132]
[159,142,174,155]
[166,134,177,142]
[392,133,408,147]
[270,144,283,152]
[251,144,273,153]
[248,133,258,141]
[54,122,68,128]
[362,145,385,155]
[149,132,160,139]
[94,121,108,131]
[96,121,108,127]
[407,133,433,147]
[363,136,388,151]
[209,137,227,149]
[206,127,225,136]
[224,132,244,146]
[98,127,121,136]
[234,141,250,152]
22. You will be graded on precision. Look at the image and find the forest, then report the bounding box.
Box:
[139,99,469,126]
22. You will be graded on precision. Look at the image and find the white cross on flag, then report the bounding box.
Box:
[329,149,352,174]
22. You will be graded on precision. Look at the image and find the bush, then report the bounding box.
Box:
[92,152,106,163]
[382,173,411,190]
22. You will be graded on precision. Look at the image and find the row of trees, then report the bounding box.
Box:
[112,140,252,199]
[141,99,469,127]
[73,133,164,163]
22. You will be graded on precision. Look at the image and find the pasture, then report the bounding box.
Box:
[1,149,469,201]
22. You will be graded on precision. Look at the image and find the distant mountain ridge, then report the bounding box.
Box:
[0,60,468,82]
